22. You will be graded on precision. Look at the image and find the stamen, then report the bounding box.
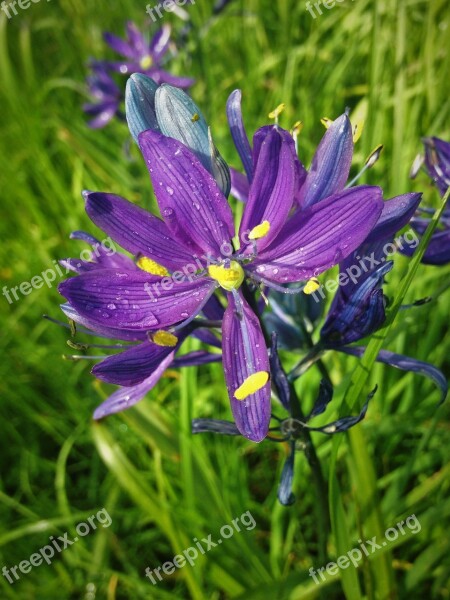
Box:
[345,144,384,188]
[303,278,320,295]
[352,119,365,143]
[234,371,269,401]
[208,261,245,291]
[150,330,178,347]
[321,117,333,129]
[248,221,271,240]
[139,55,153,70]
[268,103,285,125]
[249,272,308,294]
[291,121,303,154]
[191,113,200,122]
[136,256,169,277]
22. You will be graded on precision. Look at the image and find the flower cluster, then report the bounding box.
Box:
[60,74,447,504]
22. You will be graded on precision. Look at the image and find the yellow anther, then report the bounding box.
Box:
[321,117,333,129]
[234,371,269,401]
[191,113,200,122]
[352,119,365,143]
[268,103,286,121]
[151,330,178,347]
[139,55,153,70]
[208,261,245,291]
[304,278,320,295]
[136,256,169,277]
[365,144,383,168]
[292,121,304,136]
[248,221,271,240]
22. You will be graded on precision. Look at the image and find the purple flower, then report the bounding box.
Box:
[84,22,194,128]
[59,123,383,442]
[100,22,194,87]
[57,231,221,419]
[404,137,450,265]
[83,67,122,129]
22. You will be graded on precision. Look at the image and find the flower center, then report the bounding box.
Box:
[208,260,245,291]
[139,55,153,70]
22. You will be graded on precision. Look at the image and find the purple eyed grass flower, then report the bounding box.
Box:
[84,22,194,128]
[405,137,450,264]
[58,115,383,441]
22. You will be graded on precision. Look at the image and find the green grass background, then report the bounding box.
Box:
[0,0,449,598]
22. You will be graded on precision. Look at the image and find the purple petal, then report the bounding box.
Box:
[222,292,271,442]
[402,226,450,265]
[92,340,178,386]
[93,353,174,419]
[84,191,195,270]
[230,168,250,202]
[239,127,298,251]
[269,333,291,411]
[60,303,148,341]
[365,193,422,244]
[277,442,296,506]
[423,137,450,196]
[226,90,253,181]
[299,113,354,208]
[150,69,195,89]
[172,350,221,367]
[59,269,216,330]
[138,130,235,256]
[340,346,447,404]
[103,32,136,59]
[149,25,171,60]
[250,185,383,283]
[126,21,147,55]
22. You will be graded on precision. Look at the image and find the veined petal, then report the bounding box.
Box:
[93,340,178,386]
[226,89,253,181]
[239,126,298,251]
[250,185,383,283]
[59,269,216,330]
[365,193,422,244]
[321,262,393,347]
[125,74,160,143]
[230,168,250,202]
[340,346,448,404]
[60,303,148,341]
[300,112,354,208]
[84,191,194,270]
[423,137,450,196]
[222,292,271,442]
[93,352,174,419]
[172,350,221,367]
[139,130,235,256]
